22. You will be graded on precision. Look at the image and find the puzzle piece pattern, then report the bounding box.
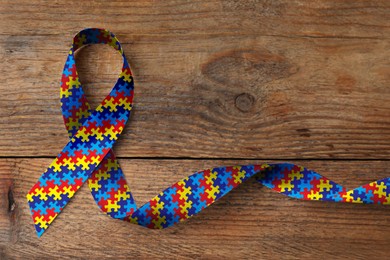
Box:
[121,163,390,229]
[60,29,136,221]
[27,28,390,238]
[27,28,135,237]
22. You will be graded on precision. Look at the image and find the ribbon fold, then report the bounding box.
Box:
[27,28,390,238]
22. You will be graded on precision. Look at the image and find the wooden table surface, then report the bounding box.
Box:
[1,1,389,259]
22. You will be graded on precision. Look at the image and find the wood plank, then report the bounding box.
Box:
[1,0,389,158]
[1,0,389,38]
[1,32,390,158]
[1,159,390,259]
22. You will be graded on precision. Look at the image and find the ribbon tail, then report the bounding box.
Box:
[256,163,347,202]
[120,163,390,230]
[341,177,390,204]
[26,139,112,237]
[122,164,271,228]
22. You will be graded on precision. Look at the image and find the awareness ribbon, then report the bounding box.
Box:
[27,28,390,238]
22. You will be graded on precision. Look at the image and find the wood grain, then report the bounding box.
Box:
[1,0,390,259]
[1,159,390,259]
[0,0,389,158]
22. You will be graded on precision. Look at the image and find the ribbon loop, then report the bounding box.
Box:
[27,28,390,238]
[60,28,136,220]
[28,28,135,237]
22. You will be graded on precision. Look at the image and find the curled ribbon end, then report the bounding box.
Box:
[27,195,47,238]
[35,227,44,238]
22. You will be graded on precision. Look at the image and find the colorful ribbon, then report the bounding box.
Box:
[27,28,390,238]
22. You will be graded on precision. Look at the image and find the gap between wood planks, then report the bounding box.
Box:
[2,155,390,161]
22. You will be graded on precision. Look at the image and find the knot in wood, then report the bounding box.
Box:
[235,93,255,112]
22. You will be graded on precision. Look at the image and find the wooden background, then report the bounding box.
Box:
[1,0,389,259]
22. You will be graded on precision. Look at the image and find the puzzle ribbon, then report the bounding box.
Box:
[27,28,390,238]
